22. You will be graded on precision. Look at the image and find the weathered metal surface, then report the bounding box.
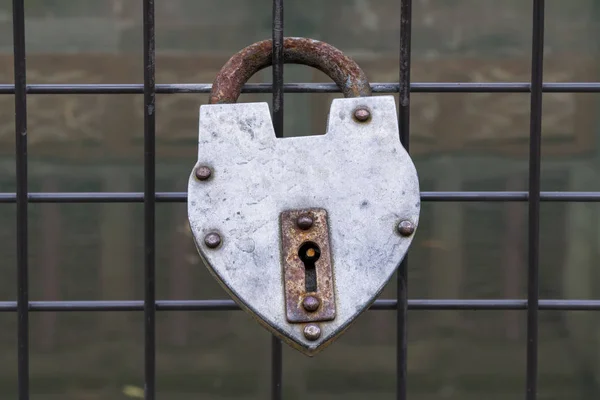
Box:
[187,95,421,356]
[280,208,336,324]
[208,37,372,104]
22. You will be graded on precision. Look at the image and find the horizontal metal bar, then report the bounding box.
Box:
[0,299,598,311]
[0,82,598,95]
[0,191,598,203]
[421,191,600,202]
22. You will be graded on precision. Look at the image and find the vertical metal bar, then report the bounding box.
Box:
[527,1,544,399]
[272,0,284,139]
[12,0,29,398]
[271,336,283,399]
[397,1,412,400]
[143,0,156,398]
[271,1,284,399]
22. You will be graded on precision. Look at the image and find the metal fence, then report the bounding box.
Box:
[4,0,600,399]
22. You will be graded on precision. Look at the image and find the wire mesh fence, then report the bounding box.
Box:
[6,0,600,399]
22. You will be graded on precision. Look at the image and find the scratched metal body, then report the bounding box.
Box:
[187,95,421,356]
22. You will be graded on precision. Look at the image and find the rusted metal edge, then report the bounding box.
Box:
[209,37,372,104]
[280,208,336,324]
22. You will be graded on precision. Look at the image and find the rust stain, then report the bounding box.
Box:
[280,208,336,324]
[209,37,372,104]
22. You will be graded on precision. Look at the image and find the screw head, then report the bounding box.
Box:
[195,165,212,181]
[296,214,314,230]
[204,232,222,249]
[302,295,320,312]
[353,107,371,122]
[397,220,415,237]
[303,323,321,341]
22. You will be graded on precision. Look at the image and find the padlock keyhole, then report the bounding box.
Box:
[298,242,321,292]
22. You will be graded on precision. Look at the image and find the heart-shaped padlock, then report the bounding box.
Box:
[188,37,420,356]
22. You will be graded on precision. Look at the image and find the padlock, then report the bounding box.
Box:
[188,37,421,356]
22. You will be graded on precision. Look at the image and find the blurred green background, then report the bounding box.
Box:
[0,0,599,398]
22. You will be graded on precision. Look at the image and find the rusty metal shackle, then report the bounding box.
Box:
[209,37,372,104]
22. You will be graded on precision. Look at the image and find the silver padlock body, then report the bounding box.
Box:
[188,95,420,356]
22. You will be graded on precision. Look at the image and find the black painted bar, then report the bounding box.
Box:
[0,299,598,312]
[398,1,412,399]
[1,191,598,204]
[0,82,598,94]
[143,0,157,398]
[271,0,284,399]
[526,1,545,399]
[12,0,29,398]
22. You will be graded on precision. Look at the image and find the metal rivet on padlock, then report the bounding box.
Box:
[353,107,371,122]
[204,232,222,249]
[194,165,212,181]
[303,324,321,341]
[187,37,421,357]
[296,214,314,230]
[397,220,416,237]
[302,295,320,312]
